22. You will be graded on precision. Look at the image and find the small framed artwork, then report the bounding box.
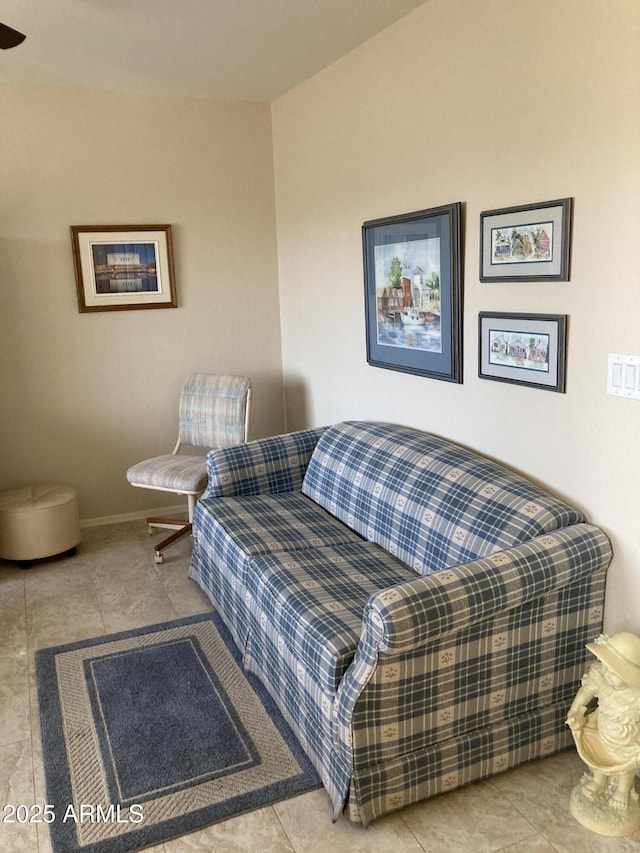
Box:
[71,224,177,312]
[480,198,572,282]
[363,202,463,383]
[478,312,567,392]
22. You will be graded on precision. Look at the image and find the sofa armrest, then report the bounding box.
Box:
[202,426,326,498]
[363,523,612,654]
[333,523,611,804]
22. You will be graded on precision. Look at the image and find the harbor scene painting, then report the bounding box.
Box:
[374,237,442,353]
[363,203,462,382]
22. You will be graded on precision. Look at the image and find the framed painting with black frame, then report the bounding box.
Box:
[480,198,572,282]
[478,312,567,392]
[363,202,463,383]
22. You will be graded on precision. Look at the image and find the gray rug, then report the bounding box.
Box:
[36,612,321,853]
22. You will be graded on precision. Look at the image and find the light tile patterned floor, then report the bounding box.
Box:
[0,520,638,852]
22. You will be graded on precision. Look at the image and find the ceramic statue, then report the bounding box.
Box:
[566,631,640,836]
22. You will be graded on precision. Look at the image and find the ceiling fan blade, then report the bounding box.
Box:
[0,22,26,49]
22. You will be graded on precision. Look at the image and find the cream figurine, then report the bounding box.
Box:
[566,632,640,836]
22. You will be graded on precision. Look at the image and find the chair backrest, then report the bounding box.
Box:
[178,374,251,450]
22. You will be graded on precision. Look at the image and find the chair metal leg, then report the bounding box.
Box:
[147,516,188,533]
[146,515,192,563]
[145,491,199,563]
[153,523,192,563]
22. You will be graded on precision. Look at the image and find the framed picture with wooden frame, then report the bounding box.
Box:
[71,224,177,312]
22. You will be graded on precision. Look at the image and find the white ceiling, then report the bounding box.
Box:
[0,0,427,102]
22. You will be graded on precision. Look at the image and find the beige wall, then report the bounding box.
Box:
[272,0,640,633]
[0,85,284,520]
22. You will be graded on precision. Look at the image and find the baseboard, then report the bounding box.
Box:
[80,504,186,529]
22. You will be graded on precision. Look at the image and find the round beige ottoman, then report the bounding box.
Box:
[0,485,80,566]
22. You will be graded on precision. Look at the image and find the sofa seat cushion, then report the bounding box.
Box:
[194,491,363,584]
[247,542,416,694]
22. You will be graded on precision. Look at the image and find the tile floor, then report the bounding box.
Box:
[1,520,638,853]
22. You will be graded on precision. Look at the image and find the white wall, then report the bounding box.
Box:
[0,85,284,519]
[272,0,640,633]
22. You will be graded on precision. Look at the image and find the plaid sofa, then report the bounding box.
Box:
[188,421,612,825]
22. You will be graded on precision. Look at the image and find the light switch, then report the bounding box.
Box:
[608,353,640,400]
[612,362,623,387]
[625,365,637,390]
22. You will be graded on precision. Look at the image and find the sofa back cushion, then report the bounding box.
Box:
[301,421,585,575]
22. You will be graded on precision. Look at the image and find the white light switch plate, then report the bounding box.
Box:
[607,353,640,400]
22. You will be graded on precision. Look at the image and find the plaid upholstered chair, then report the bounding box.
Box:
[127,374,251,563]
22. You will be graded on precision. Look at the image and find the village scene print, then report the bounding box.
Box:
[374,237,442,352]
[491,219,554,266]
[488,328,550,374]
